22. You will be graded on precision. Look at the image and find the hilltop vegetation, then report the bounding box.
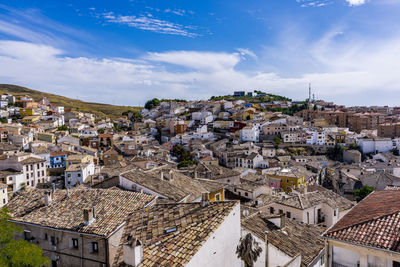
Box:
[0,84,140,119]
[209,91,292,102]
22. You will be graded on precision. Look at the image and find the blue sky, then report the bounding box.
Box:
[0,0,399,106]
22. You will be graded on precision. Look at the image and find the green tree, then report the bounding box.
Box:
[273,136,282,147]
[0,207,49,267]
[313,104,318,111]
[327,144,344,161]
[57,125,69,131]
[144,98,160,110]
[353,185,374,202]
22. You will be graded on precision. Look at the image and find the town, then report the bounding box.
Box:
[1,87,400,267]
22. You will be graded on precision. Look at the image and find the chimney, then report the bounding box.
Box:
[169,170,174,182]
[83,207,95,226]
[194,171,198,179]
[44,191,52,206]
[51,183,56,193]
[160,171,164,180]
[123,239,143,267]
[267,214,285,229]
[201,192,210,207]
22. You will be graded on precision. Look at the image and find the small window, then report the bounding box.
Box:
[91,242,98,253]
[245,192,248,197]
[41,163,44,167]
[334,210,337,216]
[279,209,283,214]
[286,211,291,218]
[71,238,78,249]
[37,171,40,177]
[50,236,58,246]
[44,233,48,240]
[77,173,81,177]
[270,207,275,214]
[42,171,44,176]
[24,230,31,241]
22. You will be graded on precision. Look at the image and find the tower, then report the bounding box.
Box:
[309,83,311,102]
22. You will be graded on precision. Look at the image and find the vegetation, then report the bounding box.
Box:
[393,149,399,156]
[265,102,308,116]
[327,144,345,161]
[172,145,196,168]
[0,118,7,123]
[210,91,291,103]
[273,136,282,147]
[144,98,161,110]
[57,125,69,131]
[354,185,375,202]
[0,207,50,267]
[0,84,139,119]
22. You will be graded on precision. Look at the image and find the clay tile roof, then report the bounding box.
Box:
[50,151,68,157]
[122,168,207,202]
[113,201,239,266]
[324,190,400,252]
[20,157,46,164]
[277,187,354,211]
[7,188,155,237]
[104,148,119,155]
[242,213,326,267]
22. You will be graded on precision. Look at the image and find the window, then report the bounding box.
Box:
[25,166,29,171]
[44,233,48,240]
[77,173,81,177]
[270,207,275,214]
[30,165,33,171]
[286,211,291,218]
[71,238,78,249]
[26,173,29,179]
[91,242,98,253]
[245,192,248,197]
[215,193,221,201]
[37,164,39,168]
[37,171,40,177]
[279,209,283,214]
[50,236,58,246]
[42,171,44,176]
[24,230,31,241]
[334,210,337,216]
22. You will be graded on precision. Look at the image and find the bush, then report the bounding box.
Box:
[354,185,374,202]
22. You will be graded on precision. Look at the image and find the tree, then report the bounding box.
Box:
[236,233,262,267]
[144,98,160,110]
[57,125,68,131]
[327,144,344,161]
[353,185,374,202]
[0,207,49,267]
[273,136,282,147]
[313,104,318,111]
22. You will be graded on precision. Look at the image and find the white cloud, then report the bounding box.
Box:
[1,37,400,106]
[346,0,367,6]
[236,48,257,60]
[101,12,198,37]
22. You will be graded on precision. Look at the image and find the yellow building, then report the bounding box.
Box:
[22,115,41,123]
[266,169,307,193]
[197,179,226,202]
[20,108,35,117]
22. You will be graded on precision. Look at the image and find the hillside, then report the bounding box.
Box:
[0,84,140,119]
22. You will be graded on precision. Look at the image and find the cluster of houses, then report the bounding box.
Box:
[1,92,400,266]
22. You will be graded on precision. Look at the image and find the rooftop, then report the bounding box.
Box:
[7,188,155,237]
[113,201,238,266]
[242,212,326,267]
[324,190,400,253]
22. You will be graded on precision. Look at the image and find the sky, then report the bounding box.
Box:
[0,0,400,106]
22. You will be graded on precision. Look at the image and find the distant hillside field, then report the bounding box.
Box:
[0,84,141,119]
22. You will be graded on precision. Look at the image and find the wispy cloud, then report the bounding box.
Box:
[296,0,333,7]
[346,0,367,6]
[101,12,198,37]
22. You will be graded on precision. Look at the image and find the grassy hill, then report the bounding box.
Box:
[0,84,141,119]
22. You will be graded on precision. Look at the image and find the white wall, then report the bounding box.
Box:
[268,243,294,267]
[187,203,241,267]
[332,245,360,266]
